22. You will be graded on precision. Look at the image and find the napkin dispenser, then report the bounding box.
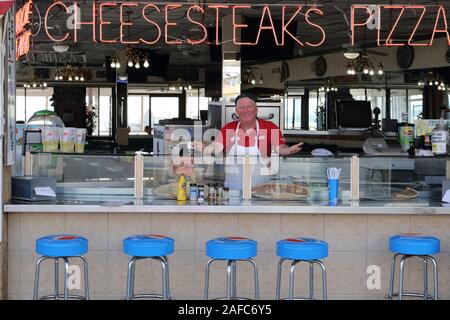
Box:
[12,176,57,201]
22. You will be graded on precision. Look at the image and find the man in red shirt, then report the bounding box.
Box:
[214,94,303,157]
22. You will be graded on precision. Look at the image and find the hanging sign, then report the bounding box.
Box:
[16,0,33,60]
[33,2,450,48]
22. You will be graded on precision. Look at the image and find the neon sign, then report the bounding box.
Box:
[39,2,450,48]
[16,0,33,61]
[43,1,326,47]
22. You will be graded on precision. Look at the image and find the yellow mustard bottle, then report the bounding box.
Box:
[177,174,187,201]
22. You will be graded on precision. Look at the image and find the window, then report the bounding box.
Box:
[16,87,54,122]
[127,95,150,135]
[86,87,113,136]
[151,96,179,127]
[408,89,423,123]
[350,88,386,119]
[308,90,325,131]
[284,96,302,130]
[390,89,407,121]
[186,88,210,120]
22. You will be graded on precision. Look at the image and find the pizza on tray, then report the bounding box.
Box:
[391,187,419,200]
[252,182,309,200]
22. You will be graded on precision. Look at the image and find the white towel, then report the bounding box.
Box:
[311,148,334,157]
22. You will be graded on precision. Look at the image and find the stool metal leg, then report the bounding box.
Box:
[33,256,49,300]
[160,256,171,300]
[275,258,286,300]
[226,260,233,300]
[231,260,237,300]
[387,253,400,300]
[126,257,137,300]
[63,257,70,300]
[314,260,327,300]
[79,255,90,300]
[288,260,299,300]
[54,258,60,300]
[247,259,259,300]
[423,258,428,300]
[399,255,407,300]
[426,256,439,300]
[204,259,216,300]
[309,262,314,300]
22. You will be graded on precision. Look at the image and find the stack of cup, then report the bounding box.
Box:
[327,167,341,206]
[41,127,60,152]
[75,129,87,153]
[60,127,77,153]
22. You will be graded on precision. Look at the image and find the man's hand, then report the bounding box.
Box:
[277,142,303,156]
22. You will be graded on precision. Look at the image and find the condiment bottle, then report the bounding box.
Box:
[177,174,187,201]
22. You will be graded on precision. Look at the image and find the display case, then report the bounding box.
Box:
[27,152,449,204]
[29,152,135,197]
[359,157,449,202]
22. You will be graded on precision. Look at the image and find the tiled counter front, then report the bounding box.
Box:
[7,212,450,300]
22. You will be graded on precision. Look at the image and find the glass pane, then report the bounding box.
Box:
[366,88,386,119]
[186,89,210,120]
[308,90,318,131]
[128,95,145,134]
[408,89,423,123]
[390,89,407,122]
[350,89,366,101]
[20,87,54,123]
[151,97,179,127]
[99,88,113,136]
[284,97,301,130]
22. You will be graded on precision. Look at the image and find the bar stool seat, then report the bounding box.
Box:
[36,235,88,257]
[206,237,257,260]
[123,234,174,300]
[277,238,328,260]
[34,234,90,300]
[387,233,440,300]
[123,234,174,257]
[276,237,328,300]
[204,237,259,300]
[389,235,440,255]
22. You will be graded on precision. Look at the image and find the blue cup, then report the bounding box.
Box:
[328,179,339,206]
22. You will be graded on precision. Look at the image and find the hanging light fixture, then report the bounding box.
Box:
[54,66,86,82]
[110,46,150,70]
[418,71,447,91]
[169,77,192,91]
[346,52,384,77]
[319,79,338,92]
[23,75,47,89]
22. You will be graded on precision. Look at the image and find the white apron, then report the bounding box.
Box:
[224,121,271,191]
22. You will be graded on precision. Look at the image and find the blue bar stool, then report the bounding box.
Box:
[123,234,174,300]
[33,234,89,300]
[204,237,259,300]
[275,237,328,300]
[387,234,440,300]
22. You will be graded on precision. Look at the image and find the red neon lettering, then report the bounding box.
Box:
[281,6,303,46]
[187,5,208,45]
[120,3,139,44]
[165,4,182,45]
[430,5,450,46]
[382,5,405,46]
[255,6,280,46]
[233,5,253,45]
[408,6,428,46]
[141,4,161,45]
[100,2,117,43]
[305,8,326,47]
[16,31,31,61]
[45,1,70,42]
[208,4,229,45]
[351,5,373,46]
[16,0,32,35]
[74,1,97,43]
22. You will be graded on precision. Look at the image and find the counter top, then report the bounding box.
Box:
[4,197,450,215]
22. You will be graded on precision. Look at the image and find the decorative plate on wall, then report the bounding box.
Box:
[396,46,415,70]
[280,61,290,83]
[314,56,327,77]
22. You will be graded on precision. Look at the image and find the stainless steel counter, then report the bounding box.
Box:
[4,196,450,214]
